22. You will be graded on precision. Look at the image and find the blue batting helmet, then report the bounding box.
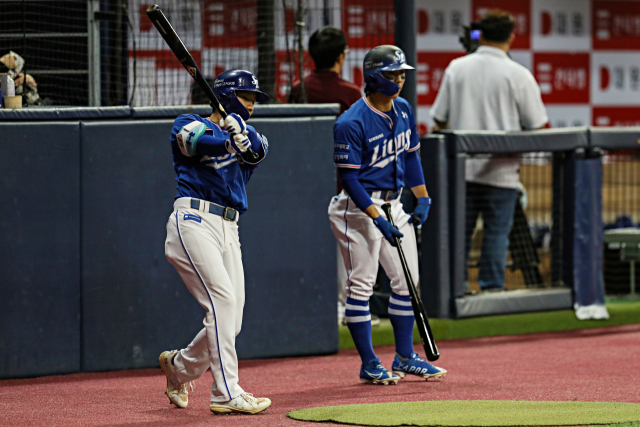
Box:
[363,45,415,96]
[213,69,270,121]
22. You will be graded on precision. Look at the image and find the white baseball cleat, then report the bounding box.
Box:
[159,350,194,408]
[210,393,272,415]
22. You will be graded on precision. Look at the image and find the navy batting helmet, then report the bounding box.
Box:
[213,69,270,121]
[363,45,415,96]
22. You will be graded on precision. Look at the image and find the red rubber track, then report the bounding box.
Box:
[1,324,638,427]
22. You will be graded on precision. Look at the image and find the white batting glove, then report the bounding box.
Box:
[225,133,251,154]
[220,113,247,136]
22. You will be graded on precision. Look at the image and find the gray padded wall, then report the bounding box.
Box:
[79,117,338,371]
[80,120,202,372]
[236,117,338,358]
[0,123,81,378]
[420,136,451,318]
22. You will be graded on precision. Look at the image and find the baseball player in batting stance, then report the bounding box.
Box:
[160,69,272,414]
[328,46,447,385]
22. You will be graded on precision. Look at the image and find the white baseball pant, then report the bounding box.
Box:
[164,197,245,403]
[328,190,420,302]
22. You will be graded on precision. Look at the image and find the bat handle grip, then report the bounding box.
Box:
[381,203,394,225]
[214,102,260,162]
[245,148,260,162]
[381,203,403,247]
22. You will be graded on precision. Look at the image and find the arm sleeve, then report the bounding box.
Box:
[516,70,549,130]
[195,133,231,157]
[338,168,374,212]
[430,69,451,123]
[404,149,425,188]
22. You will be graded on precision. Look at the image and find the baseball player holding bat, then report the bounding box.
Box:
[328,45,447,385]
[160,69,272,415]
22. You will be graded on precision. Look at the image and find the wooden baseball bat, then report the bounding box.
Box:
[145,5,259,162]
[381,203,440,361]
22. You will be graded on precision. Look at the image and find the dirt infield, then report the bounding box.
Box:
[1,323,638,427]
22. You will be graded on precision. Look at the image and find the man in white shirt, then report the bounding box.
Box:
[431,9,548,291]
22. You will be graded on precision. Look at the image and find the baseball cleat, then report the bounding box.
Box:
[159,350,194,408]
[392,352,447,380]
[359,358,400,385]
[210,393,271,415]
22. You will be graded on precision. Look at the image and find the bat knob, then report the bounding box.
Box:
[245,148,260,162]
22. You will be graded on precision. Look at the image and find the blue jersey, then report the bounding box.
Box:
[333,96,420,192]
[170,114,268,214]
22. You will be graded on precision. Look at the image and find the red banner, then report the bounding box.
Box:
[342,0,394,49]
[131,50,202,70]
[533,53,590,104]
[593,107,640,127]
[202,0,257,48]
[592,1,640,50]
[417,52,465,105]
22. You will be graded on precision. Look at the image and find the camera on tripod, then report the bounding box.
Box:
[459,22,482,54]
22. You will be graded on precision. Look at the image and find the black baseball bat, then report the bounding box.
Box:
[145,5,259,162]
[381,203,439,361]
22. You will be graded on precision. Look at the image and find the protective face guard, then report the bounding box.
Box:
[365,56,415,97]
[219,88,270,121]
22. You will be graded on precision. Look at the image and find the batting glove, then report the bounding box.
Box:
[225,133,251,154]
[408,197,432,227]
[220,113,247,136]
[373,216,404,247]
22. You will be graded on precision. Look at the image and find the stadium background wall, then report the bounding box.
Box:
[4,1,640,130]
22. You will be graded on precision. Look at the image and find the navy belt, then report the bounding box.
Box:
[369,189,401,201]
[190,199,238,222]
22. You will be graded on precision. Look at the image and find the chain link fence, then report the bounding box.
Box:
[0,0,395,107]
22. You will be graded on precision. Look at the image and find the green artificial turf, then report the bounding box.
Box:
[339,301,640,350]
[287,401,640,426]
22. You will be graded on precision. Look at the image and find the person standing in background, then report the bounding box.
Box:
[289,26,376,325]
[430,10,548,292]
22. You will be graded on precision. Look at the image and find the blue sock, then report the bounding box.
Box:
[388,293,415,359]
[345,297,377,365]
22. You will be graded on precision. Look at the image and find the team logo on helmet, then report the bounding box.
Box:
[252,75,259,88]
[395,50,405,63]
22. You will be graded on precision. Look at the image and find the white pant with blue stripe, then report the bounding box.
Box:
[328,191,420,302]
[164,198,245,403]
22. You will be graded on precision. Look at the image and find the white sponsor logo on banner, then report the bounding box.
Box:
[532,0,591,51]
[416,0,469,52]
[592,53,640,105]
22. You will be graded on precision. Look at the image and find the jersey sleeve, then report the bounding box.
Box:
[333,119,364,169]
